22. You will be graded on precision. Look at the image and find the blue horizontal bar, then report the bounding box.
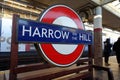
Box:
[17,18,93,44]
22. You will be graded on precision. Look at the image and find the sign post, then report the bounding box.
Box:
[16,10,92,66]
[9,15,19,80]
[38,5,92,66]
[17,18,92,44]
[9,5,93,80]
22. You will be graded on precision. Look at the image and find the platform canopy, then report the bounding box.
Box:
[2,0,119,31]
[26,0,120,32]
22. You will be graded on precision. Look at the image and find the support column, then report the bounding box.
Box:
[94,6,103,66]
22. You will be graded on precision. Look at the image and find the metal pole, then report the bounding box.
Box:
[94,6,103,66]
[9,14,19,80]
[93,6,103,80]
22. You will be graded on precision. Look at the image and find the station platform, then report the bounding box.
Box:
[94,56,120,80]
[0,56,119,80]
[103,56,120,80]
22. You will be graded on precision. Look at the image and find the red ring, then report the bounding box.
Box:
[39,5,84,66]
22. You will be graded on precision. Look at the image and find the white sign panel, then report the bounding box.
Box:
[0,18,26,52]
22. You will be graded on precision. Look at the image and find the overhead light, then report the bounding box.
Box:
[2,0,41,14]
[4,0,27,7]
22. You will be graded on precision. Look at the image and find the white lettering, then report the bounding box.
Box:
[62,31,69,39]
[32,27,41,37]
[21,26,70,40]
[87,34,91,41]
[42,28,47,38]
[79,33,91,41]
[22,25,32,36]
[79,33,84,40]
[54,30,61,39]
[48,29,54,38]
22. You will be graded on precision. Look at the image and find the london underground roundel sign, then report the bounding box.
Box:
[38,5,85,67]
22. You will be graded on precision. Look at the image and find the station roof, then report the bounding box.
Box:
[1,0,120,32]
[30,0,120,32]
